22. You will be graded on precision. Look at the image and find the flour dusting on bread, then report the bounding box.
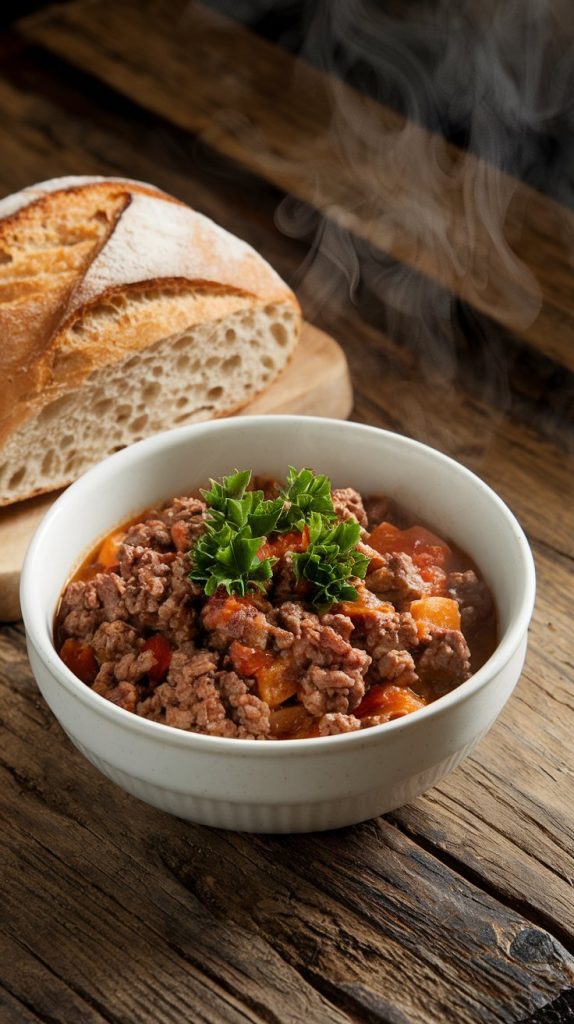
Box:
[67,193,285,318]
[0,177,301,505]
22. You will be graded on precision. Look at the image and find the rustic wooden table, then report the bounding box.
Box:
[1,3,573,1022]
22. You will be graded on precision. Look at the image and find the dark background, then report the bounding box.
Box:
[3,0,574,208]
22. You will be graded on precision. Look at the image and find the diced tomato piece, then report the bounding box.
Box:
[95,530,126,570]
[369,522,451,570]
[355,683,426,721]
[229,641,298,708]
[294,578,314,598]
[303,720,322,738]
[258,527,309,562]
[412,546,450,573]
[60,639,99,685]
[142,634,173,684]
[257,539,275,561]
[229,641,271,678]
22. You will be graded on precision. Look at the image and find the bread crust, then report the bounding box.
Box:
[0,177,300,453]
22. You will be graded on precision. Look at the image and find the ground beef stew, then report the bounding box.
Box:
[55,469,497,739]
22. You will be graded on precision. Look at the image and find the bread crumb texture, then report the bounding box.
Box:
[0,302,297,503]
[0,177,301,504]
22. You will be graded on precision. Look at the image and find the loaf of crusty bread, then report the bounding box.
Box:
[0,176,301,505]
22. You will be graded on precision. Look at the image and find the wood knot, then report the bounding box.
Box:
[510,928,556,964]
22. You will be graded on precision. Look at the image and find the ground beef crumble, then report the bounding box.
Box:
[417,627,472,697]
[447,570,493,632]
[318,712,361,736]
[56,483,496,739]
[332,487,368,528]
[363,550,426,605]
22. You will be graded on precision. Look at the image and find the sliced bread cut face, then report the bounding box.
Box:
[0,299,298,505]
[0,176,301,504]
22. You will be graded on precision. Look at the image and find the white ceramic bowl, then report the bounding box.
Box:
[21,416,535,833]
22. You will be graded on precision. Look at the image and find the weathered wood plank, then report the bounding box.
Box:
[1,933,111,1024]
[18,0,574,371]
[0,52,296,281]
[1,627,573,1024]
[0,34,570,445]
[2,655,352,1024]
[0,989,48,1024]
[520,989,574,1024]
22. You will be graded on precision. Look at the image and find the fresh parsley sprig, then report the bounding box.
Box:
[200,471,283,536]
[189,468,366,607]
[190,521,274,596]
[291,515,370,608]
[277,466,337,531]
[190,471,281,596]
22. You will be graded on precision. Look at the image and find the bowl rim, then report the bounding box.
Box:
[21,415,536,755]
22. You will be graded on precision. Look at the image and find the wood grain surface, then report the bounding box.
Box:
[18,0,574,373]
[3,624,574,1024]
[1,3,573,1023]
[0,323,351,621]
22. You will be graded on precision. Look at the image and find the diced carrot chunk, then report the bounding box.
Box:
[367,521,402,551]
[337,585,394,621]
[229,641,298,708]
[355,683,425,721]
[256,659,298,708]
[269,705,312,738]
[410,596,461,640]
[410,596,461,628]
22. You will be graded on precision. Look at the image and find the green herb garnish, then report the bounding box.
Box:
[291,514,369,608]
[200,470,283,536]
[190,471,281,596]
[189,468,365,607]
[277,466,338,531]
[190,521,274,596]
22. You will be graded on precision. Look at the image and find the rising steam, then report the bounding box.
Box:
[201,0,572,411]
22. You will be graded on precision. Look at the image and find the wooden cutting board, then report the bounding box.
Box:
[0,322,352,621]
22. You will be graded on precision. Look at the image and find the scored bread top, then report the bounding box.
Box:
[0,176,299,446]
[66,192,290,319]
[0,174,170,220]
